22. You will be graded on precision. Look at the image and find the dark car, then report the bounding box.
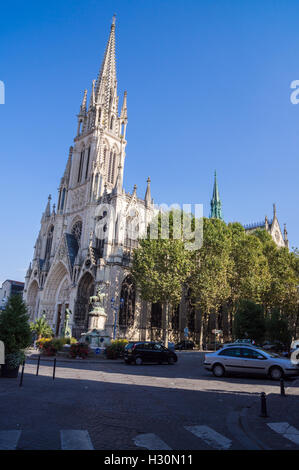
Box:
[124,341,178,365]
[175,340,195,350]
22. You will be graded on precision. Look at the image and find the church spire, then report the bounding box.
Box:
[112,163,123,195]
[210,171,223,220]
[42,194,51,222]
[94,15,118,129]
[144,177,152,207]
[80,89,87,114]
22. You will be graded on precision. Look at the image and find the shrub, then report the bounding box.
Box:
[5,351,25,369]
[69,343,90,359]
[37,337,59,356]
[36,337,52,349]
[105,339,128,359]
[64,337,77,345]
[51,338,66,352]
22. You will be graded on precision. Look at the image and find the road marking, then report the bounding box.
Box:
[0,430,22,450]
[185,425,232,450]
[60,430,94,450]
[133,433,172,450]
[267,422,299,445]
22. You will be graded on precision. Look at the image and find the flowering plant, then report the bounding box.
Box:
[69,343,89,359]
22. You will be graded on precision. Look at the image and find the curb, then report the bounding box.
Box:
[226,410,269,450]
[239,408,272,450]
[25,354,124,365]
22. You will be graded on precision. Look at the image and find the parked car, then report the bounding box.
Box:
[204,345,299,380]
[124,341,178,365]
[175,340,195,350]
[158,341,175,351]
[262,341,286,353]
[205,342,223,351]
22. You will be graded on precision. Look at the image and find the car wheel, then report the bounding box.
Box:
[168,356,175,365]
[212,363,225,377]
[135,357,143,365]
[269,366,283,380]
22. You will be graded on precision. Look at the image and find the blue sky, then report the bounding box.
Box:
[0,0,299,284]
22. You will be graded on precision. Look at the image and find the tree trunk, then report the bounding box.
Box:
[164,302,169,348]
[199,311,204,350]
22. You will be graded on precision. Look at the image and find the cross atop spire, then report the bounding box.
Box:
[210,171,223,220]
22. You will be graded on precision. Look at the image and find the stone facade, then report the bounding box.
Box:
[244,204,289,249]
[23,18,157,341]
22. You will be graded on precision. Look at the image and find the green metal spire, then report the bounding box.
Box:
[210,171,223,220]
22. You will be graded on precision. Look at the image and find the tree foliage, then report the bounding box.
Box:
[132,210,299,347]
[0,295,32,355]
[233,300,266,343]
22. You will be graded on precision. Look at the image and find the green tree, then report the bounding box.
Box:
[132,211,192,347]
[253,230,299,339]
[30,313,53,340]
[233,299,266,344]
[227,223,271,336]
[0,295,32,355]
[265,308,292,347]
[188,218,232,349]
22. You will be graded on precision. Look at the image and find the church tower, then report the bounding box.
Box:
[24,17,154,340]
[210,171,223,220]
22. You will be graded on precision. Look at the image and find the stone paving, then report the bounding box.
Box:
[0,351,298,450]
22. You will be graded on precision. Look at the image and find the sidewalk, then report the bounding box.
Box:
[240,378,299,449]
[25,348,123,364]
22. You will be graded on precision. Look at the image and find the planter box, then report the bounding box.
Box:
[1,364,19,378]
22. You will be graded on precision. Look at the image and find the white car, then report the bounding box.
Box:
[204,345,299,380]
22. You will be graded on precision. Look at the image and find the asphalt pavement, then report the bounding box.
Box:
[0,351,298,451]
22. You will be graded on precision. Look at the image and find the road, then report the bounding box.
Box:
[0,351,298,451]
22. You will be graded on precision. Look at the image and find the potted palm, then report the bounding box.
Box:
[30,313,53,341]
[0,295,32,378]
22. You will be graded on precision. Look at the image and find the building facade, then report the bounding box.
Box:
[23,18,159,340]
[0,280,24,310]
[244,204,289,249]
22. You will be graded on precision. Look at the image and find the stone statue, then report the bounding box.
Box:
[89,285,106,308]
[61,308,72,338]
[78,284,111,348]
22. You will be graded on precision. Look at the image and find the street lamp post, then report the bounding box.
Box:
[111,297,124,340]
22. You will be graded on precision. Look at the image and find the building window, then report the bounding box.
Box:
[119,276,135,327]
[108,152,116,184]
[171,305,180,330]
[103,147,107,169]
[85,146,91,180]
[110,115,114,130]
[77,150,84,183]
[60,188,66,211]
[151,303,162,328]
[45,225,54,259]
[71,221,82,243]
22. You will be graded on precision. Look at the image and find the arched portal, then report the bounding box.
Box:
[41,262,70,327]
[73,272,95,338]
[26,280,39,321]
[150,302,163,341]
[55,277,71,336]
